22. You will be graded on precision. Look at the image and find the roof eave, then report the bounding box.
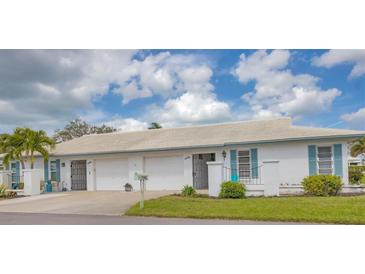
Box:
[46,133,364,158]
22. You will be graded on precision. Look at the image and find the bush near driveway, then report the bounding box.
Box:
[0,184,6,198]
[181,185,196,197]
[349,166,365,185]
[0,184,17,199]
[301,175,342,196]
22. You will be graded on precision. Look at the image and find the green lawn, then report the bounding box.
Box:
[125,195,365,224]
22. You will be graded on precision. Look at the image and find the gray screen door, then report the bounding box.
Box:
[193,153,215,189]
[71,160,87,190]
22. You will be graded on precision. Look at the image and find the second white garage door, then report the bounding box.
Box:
[95,158,129,191]
[144,156,185,190]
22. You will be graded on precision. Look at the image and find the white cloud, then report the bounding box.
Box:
[233,50,341,119]
[78,110,108,124]
[277,87,341,117]
[150,92,231,127]
[0,49,137,132]
[341,108,365,129]
[145,63,232,127]
[0,50,229,132]
[312,49,365,78]
[116,80,152,104]
[114,52,213,101]
[104,117,148,132]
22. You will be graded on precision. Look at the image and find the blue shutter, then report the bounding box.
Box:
[333,144,343,177]
[15,161,20,183]
[56,159,61,182]
[250,148,258,179]
[230,150,238,182]
[308,145,317,175]
[44,160,49,182]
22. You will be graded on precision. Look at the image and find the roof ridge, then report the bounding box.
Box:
[83,117,293,137]
[291,125,364,132]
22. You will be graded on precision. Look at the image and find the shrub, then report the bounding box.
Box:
[219,181,246,199]
[0,184,6,198]
[349,166,365,185]
[301,175,342,196]
[181,185,197,197]
[360,176,365,185]
[6,191,17,198]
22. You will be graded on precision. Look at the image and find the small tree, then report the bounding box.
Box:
[135,172,148,209]
[1,128,55,169]
[148,122,162,130]
[351,137,365,159]
[53,119,116,143]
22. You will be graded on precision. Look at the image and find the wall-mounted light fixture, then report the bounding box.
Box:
[222,150,227,160]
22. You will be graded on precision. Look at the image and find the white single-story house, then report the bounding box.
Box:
[1,117,364,196]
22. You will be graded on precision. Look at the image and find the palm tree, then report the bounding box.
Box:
[148,122,162,130]
[0,134,8,154]
[2,128,55,169]
[23,129,56,169]
[1,131,26,169]
[351,137,365,158]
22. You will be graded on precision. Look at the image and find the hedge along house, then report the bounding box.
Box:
[0,117,364,196]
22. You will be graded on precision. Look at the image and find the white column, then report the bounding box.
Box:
[183,154,193,186]
[59,160,69,191]
[0,170,11,188]
[207,161,224,197]
[23,169,41,196]
[261,160,280,196]
[86,159,96,191]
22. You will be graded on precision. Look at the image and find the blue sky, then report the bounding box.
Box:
[0,49,364,133]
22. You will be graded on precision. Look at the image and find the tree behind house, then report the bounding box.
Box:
[53,119,116,143]
[148,122,162,129]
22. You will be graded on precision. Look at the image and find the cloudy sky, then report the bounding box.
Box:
[0,49,364,134]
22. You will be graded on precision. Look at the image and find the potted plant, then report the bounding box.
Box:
[124,183,133,192]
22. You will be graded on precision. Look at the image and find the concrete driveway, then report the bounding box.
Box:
[0,191,174,215]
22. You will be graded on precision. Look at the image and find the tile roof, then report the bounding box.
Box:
[50,118,364,156]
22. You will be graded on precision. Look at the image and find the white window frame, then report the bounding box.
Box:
[237,150,251,180]
[317,146,333,175]
[50,160,57,181]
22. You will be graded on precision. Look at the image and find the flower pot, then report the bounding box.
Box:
[124,184,133,192]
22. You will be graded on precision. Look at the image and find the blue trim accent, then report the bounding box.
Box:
[230,150,238,182]
[250,148,258,179]
[56,159,61,182]
[308,145,317,175]
[333,144,343,177]
[44,160,49,182]
[15,161,20,184]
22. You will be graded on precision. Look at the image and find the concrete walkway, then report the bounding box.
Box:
[0,191,174,215]
[0,212,309,225]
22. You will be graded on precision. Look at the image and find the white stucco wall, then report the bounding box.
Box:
[226,139,349,186]
[10,138,350,192]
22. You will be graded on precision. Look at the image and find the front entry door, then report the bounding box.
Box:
[193,153,215,189]
[71,160,87,190]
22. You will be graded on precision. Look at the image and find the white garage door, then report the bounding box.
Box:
[95,158,129,191]
[145,156,185,190]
